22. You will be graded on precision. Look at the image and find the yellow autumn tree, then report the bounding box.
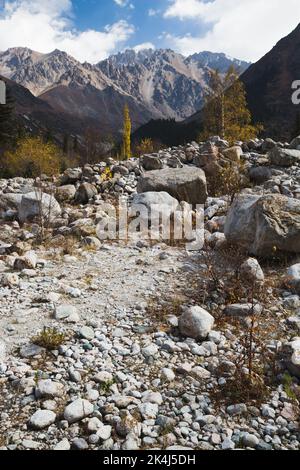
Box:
[200,66,262,143]
[3,136,61,178]
[122,104,131,159]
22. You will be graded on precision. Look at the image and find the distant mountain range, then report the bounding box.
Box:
[0,47,249,140]
[135,23,300,144]
[5,25,299,146]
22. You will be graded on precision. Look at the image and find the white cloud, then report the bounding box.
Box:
[113,0,134,9]
[0,0,135,63]
[133,42,155,52]
[114,0,128,6]
[163,0,300,62]
[148,9,160,17]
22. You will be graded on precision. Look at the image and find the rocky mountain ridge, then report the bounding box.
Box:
[0,47,249,136]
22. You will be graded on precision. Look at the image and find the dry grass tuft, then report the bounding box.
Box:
[32,327,67,351]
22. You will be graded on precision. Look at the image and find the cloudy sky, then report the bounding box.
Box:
[0,0,300,63]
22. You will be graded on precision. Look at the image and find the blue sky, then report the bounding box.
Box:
[71,0,210,51]
[1,1,300,63]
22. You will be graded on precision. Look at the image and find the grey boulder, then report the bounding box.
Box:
[249,167,272,185]
[75,183,97,204]
[18,192,61,223]
[141,154,164,171]
[268,147,300,167]
[131,191,179,219]
[137,167,207,204]
[224,194,300,256]
[224,303,263,317]
[0,193,23,217]
[240,258,265,283]
[56,185,76,202]
[29,410,56,429]
[61,168,82,184]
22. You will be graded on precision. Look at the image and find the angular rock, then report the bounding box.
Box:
[112,164,129,176]
[72,438,88,450]
[222,437,235,450]
[96,423,112,441]
[19,192,61,223]
[240,258,265,283]
[14,251,37,270]
[35,379,64,399]
[20,343,44,358]
[191,366,211,380]
[138,402,159,419]
[53,438,71,451]
[222,146,243,162]
[54,304,78,321]
[224,303,263,317]
[0,193,23,210]
[261,138,276,152]
[226,403,247,416]
[61,168,82,184]
[56,185,76,202]
[142,344,159,358]
[193,142,221,177]
[224,194,300,256]
[268,147,300,167]
[161,368,175,382]
[75,183,97,204]
[141,154,164,171]
[137,167,207,204]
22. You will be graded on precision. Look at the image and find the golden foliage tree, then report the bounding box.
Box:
[122,104,131,159]
[3,136,61,178]
[201,66,262,143]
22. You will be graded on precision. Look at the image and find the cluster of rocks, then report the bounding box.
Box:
[0,275,299,450]
[0,134,299,450]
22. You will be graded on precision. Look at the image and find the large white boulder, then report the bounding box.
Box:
[18,191,61,223]
[131,191,179,216]
[179,306,214,339]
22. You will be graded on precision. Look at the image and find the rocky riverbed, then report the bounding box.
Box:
[0,136,299,450]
